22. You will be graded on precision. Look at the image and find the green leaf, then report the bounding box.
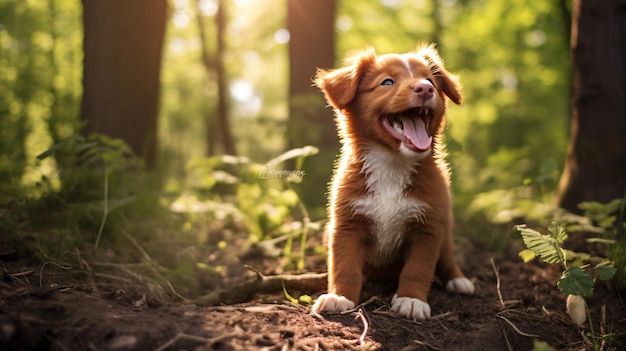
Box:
[598,215,617,230]
[557,267,594,297]
[518,249,536,263]
[36,135,87,160]
[548,222,568,244]
[595,261,617,281]
[516,224,564,265]
[586,238,615,245]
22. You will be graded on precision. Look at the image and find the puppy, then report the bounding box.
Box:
[311,44,474,320]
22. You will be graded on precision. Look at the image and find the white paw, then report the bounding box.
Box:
[446,277,475,294]
[390,294,431,320]
[311,293,356,314]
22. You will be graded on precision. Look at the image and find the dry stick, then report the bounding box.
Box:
[39,261,72,287]
[431,311,459,320]
[119,229,189,302]
[600,304,608,350]
[340,296,379,315]
[490,258,505,309]
[496,314,540,338]
[496,318,514,351]
[192,271,328,306]
[490,258,540,350]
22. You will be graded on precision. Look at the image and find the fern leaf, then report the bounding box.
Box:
[516,225,563,265]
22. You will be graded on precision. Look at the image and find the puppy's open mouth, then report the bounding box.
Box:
[381,107,433,152]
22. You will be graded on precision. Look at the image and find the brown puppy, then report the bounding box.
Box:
[311,44,474,320]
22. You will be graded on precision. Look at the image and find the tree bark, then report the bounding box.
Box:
[195,0,218,156]
[195,0,236,156]
[287,0,337,210]
[214,0,236,156]
[556,0,626,213]
[81,0,167,169]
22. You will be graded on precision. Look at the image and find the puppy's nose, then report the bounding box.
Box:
[412,82,434,101]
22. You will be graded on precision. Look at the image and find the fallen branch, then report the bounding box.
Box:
[192,270,327,306]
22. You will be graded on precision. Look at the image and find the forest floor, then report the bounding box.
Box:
[1,223,626,351]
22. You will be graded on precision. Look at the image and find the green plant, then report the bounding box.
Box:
[516,222,616,346]
[577,198,626,287]
[176,146,321,270]
[282,281,312,305]
[35,134,143,248]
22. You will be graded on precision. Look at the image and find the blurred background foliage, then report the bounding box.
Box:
[1,0,572,262]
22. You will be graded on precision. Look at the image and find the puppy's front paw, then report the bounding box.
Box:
[446,277,475,294]
[391,294,431,320]
[311,293,356,314]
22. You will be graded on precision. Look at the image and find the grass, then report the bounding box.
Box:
[0,136,330,307]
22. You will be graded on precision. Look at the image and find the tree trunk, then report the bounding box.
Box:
[556,0,626,213]
[287,0,336,210]
[195,0,236,156]
[81,0,167,169]
[195,0,218,156]
[214,0,236,156]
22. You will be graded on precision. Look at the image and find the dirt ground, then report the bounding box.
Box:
[1,230,625,351]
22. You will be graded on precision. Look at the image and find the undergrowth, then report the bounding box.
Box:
[1,134,323,305]
[517,197,626,349]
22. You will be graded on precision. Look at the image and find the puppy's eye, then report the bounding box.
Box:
[381,78,395,86]
[426,78,434,85]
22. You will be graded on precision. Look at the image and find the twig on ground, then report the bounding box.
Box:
[496,313,540,338]
[39,261,72,287]
[496,315,515,351]
[120,229,190,303]
[372,305,401,319]
[340,296,379,314]
[431,311,459,320]
[0,262,34,285]
[192,271,327,306]
[490,258,505,309]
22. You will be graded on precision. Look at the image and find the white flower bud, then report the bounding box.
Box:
[566,294,586,326]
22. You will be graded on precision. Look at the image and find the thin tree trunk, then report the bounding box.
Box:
[287,0,336,210]
[81,0,167,169]
[195,0,218,156]
[215,0,236,156]
[195,0,236,156]
[556,0,626,212]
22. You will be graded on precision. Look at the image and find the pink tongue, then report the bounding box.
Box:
[400,117,432,151]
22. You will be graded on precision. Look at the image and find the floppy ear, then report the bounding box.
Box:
[437,72,462,105]
[416,44,462,105]
[314,48,376,110]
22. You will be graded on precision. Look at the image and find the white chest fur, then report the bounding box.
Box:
[349,145,428,263]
